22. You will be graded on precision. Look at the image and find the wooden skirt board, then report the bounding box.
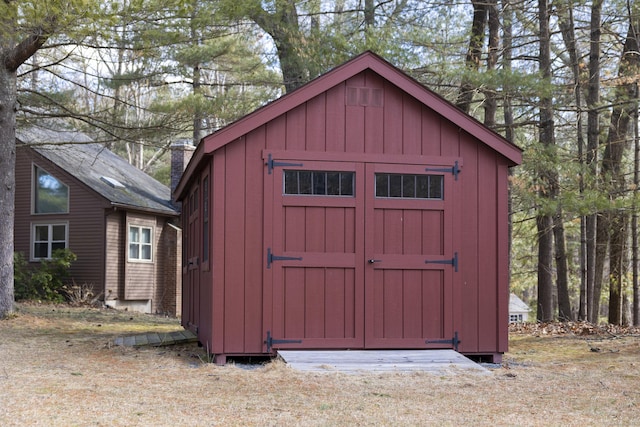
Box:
[277,350,488,374]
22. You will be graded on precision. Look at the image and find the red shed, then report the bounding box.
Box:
[174,52,522,364]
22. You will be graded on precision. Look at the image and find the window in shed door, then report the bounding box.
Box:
[284,170,355,196]
[375,173,443,199]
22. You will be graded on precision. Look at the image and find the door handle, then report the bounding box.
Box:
[368,259,381,264]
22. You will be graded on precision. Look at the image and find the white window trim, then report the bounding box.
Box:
[30,222,69,261]
[32,163,70,215]
[128,224,154,263]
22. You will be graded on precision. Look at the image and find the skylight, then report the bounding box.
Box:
[101,176,125,188]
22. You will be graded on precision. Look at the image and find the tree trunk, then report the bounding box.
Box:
[0,65,17,318]
[537,215,554,322]
[364,0,375,30]
[483,0,499,127]
[501,0,514,143]
[634,96,640,326]
[190,0,204,145]
[558,3,587,321]
[251,0,308,92]
[456,0,487,113]
[593,214,608,322]
[586,0,603,323]
[608,211,626,324]
[554,210,572,320]
[536,0,559,322]
[599,17,640,325]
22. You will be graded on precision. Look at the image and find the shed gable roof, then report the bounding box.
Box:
[176,51,522,198]
[509,293,531,313]
[17,127,177,216]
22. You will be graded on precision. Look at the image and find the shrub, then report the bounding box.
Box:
[13,252,35,300]
[62,280,102,306]
[14,249,77,302]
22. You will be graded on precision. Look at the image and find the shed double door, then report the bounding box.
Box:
[264,155,456,351]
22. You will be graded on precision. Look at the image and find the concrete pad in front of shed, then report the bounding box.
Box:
[278,350,488,374]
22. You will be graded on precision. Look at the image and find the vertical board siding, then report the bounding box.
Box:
[224,140,247,353]
[440,121,461,158]
[477,144,499,352]
[244,128,266,353]
[305,268,326,337]
[459,137,480,353]
[423,271,445,338]
[402,95,423,155]
[197,163,213,349]
[364,72,385,154]
[325,84,347,152]
[496,159,511,352]
[265,115,287,151]
[383,81,403,155]
[212,153,227,354]
[306,93,327,151]
[286,104,307,150]
[421,107,443,156]
[345,74,366,153]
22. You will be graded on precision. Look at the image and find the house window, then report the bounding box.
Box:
[509,314,523,323]
[32,223,68,260]
[284,170,355,196]
[375,173,443,199]
[33,165,69,214]
[129,225,153,262]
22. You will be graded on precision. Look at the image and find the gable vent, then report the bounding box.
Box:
[346,87,383,107]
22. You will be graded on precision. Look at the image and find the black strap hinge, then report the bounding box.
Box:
[426,331,461,351]
[266,153,303,174]
[425,160,460,180]
[265,330,303,352]
[425,252,458,272]
[267,248,303,269]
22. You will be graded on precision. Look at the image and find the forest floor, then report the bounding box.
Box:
[1,302,639,426]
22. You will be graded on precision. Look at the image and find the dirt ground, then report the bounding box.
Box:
[1,303,639,426]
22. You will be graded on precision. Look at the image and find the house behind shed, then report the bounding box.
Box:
[15,127,182,315]
[175,51,522,364]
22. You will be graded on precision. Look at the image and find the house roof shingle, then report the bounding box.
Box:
[17,127,178,216]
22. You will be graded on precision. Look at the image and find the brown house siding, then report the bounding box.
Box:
[123,213,158,301]
[156,223,181,316]
[104,211,125,301]
[15,146,108,295]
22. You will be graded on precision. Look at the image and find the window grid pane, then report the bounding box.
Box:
[141,245,151,260]
[375,173,444,200]
[129,227,139,243]
[33,223,67,259]
[284,170,355,197]
[129,244,139,259]
[141,228,151,244]
[35,225,49,241]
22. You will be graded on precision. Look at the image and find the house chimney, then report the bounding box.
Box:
[170,139,195,208]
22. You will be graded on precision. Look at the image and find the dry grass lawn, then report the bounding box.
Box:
[1,303,639,426]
